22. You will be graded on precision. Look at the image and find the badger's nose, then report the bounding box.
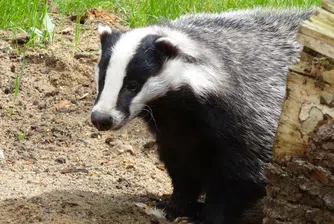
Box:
[91,111,113,131]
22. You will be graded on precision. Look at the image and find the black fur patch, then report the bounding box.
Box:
[116,35,165,116]
[141,87,267,222]
[95,30,122,103]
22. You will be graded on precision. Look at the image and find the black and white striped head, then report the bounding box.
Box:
[91,24,219,131]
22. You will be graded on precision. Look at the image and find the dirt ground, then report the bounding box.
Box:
[0,11,174,224]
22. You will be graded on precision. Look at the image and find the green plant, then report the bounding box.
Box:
[7,108,16,116]
[18,132,26,141]
[14,51,26,103]
[0,0,54,47]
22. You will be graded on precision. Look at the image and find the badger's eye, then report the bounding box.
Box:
[126,81,139,92]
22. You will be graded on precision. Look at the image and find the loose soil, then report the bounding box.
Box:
[0,11,174,224]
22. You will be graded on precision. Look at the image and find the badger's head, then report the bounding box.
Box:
[91,24,219,131]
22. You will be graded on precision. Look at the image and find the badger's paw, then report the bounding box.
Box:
[155,200,204,223]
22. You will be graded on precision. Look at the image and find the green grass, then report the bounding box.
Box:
[1,0,320,36]
[0,0,53,47]
[116,0,320,28]
[52,0,321,28]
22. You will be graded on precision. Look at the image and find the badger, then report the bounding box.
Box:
[91,7,313,223]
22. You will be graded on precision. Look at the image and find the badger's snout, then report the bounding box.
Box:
[91,111,113,131]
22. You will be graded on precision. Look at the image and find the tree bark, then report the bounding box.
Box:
[264,1,334,223]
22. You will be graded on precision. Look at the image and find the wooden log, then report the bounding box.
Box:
[323,0,334,14]
[273,50,334,159]
[297,5,334,58]
[264,1,334,223]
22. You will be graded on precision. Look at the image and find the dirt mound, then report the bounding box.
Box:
[0,12,172,224]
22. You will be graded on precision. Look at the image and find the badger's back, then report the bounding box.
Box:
[165,8,313,158]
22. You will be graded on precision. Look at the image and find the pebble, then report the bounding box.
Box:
[26,130,34,137]
[4,88,11,94]
[126,164,135,169]
[105,136,115,144]
[11,33,30,45]
[121,144,135,155]
[91,133,101,139]
[38,103,47,110]
[45,89,59,97]
[70,99,78,105]
[55,157,66,164]
[143,141,156,150]
[60,27,72,34]
[0,150,5,159]
[31,124,39,130]
[74,52,93,59]
[79,139,89,144]
[110,139,123,147]
[40,68,50,74]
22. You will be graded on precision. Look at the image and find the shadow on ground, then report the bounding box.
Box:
[0,190,164,224]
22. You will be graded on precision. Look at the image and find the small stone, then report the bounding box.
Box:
[143,141,156,150]
[105,137,115,144]
[33,169,41,174]
[0,151,5,159]
[54,100,71,110]
[74,52,92,59]
[40,68,50,74]
[31,124,38,130]
[126,164,135,169]
[38,103,46,110]
[117,148,124,154]
[156,164,166,171]
[60,27,72,34]
[70,99,78,105]
[82,81,91,87]
[110,139,122,146]
[4,88,11,94]
[122,144,135,155]
[79,139,89,144]
[26,130,34,137]
[33,100,39,106]
[91,133,100,138]
[122,144,133,150]
[77,93,89,100]
[12,33,30,45]
[45,89,60,97]
[55,157,66,164]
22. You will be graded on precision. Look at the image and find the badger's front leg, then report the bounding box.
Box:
[156,148,203,220]
[170,175,203,219]
[158,163,203,221]
[202,173,227,224]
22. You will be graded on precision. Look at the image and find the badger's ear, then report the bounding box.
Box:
[98,24,112,45]
[154,37,179,58]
